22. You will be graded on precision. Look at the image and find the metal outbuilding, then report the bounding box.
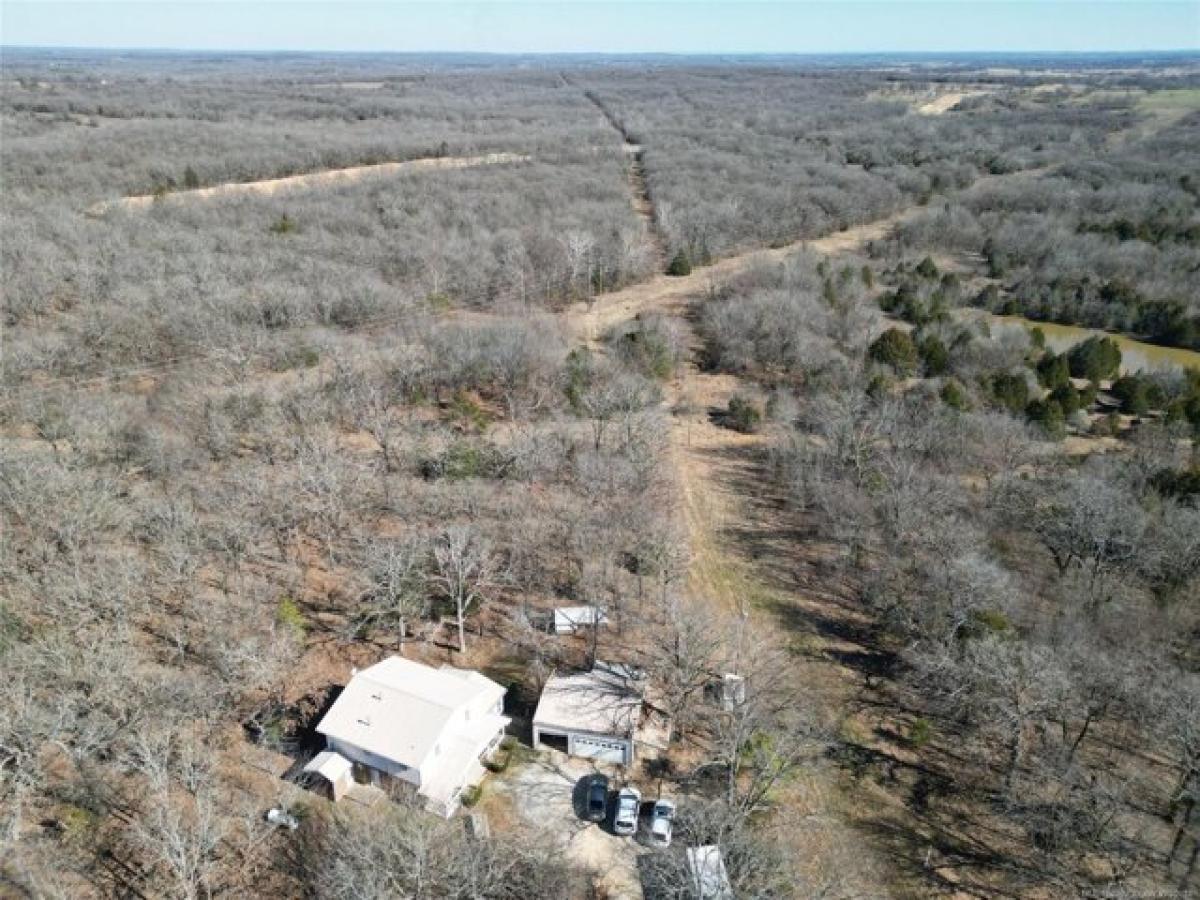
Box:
[531,662,643,765]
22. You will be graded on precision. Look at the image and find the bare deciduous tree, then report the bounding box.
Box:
[126,734,227,900]
[431,525,501,653]
[358,537,430,649]
[644,600,728,740]
[291,802,581,900]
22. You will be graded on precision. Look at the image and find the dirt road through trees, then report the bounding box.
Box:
[556,159,1072,893]
[572,79,670,271]
[90,151,530,213]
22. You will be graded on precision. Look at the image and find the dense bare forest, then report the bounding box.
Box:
[2,49,1199,899]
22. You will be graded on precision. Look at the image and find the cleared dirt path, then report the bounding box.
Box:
[557,163,1074,893]
[666,366,762,616]
[624,143,669,270]
[565,160,1055,347]
[571,79,670,272]
[916,90,988,115]
[566,201,920,346]
[90,151,530,214]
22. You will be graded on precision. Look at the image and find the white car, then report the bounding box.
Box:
[648,799,675,846]
[612,786,641,836]
[265,807,299,831]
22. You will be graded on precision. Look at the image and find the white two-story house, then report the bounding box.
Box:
[304,656,508,817]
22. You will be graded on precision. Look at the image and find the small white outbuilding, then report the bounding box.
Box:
[303,750,354,802]
[308,657,509,817]
[551,605,609,635]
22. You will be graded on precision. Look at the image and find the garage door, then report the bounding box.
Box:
[572,736,628,765]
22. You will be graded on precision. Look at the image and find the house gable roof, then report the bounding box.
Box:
[316,657,505,771]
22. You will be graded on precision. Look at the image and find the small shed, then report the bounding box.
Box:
[716,673,746,711]
[464,811,491,840]
[532,662,642,765]
[303,750,354,802]
[552,605,609,635]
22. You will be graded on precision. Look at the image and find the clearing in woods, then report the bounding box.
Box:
[560,151,1093,893]
[90,151,530,213]
[915,90,987,114]
[574,81,670,271]
[623,142,669,270]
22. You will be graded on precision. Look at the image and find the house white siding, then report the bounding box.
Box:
[325,737,421,787]
[313,658,509,817]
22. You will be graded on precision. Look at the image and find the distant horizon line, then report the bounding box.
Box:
[4,44,1198,58]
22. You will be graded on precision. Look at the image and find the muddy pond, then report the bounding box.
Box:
[975,313,1200,374]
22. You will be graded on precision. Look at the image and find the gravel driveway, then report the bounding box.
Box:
[495,750,646,899]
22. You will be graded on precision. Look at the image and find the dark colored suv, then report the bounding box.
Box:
[585,775,609,822]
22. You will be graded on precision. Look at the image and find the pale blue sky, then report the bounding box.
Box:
[2,1,1197,54]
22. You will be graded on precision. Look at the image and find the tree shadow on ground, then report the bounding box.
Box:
[692,439,903,683]
[680,432,1094,894]
[829,741,1061,898]
[242,686,341,781]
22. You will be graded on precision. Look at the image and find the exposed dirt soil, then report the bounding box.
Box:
[916,91,987,115]
[495,751,645,899]
[625,143,669,271]
[91,152,530,213]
